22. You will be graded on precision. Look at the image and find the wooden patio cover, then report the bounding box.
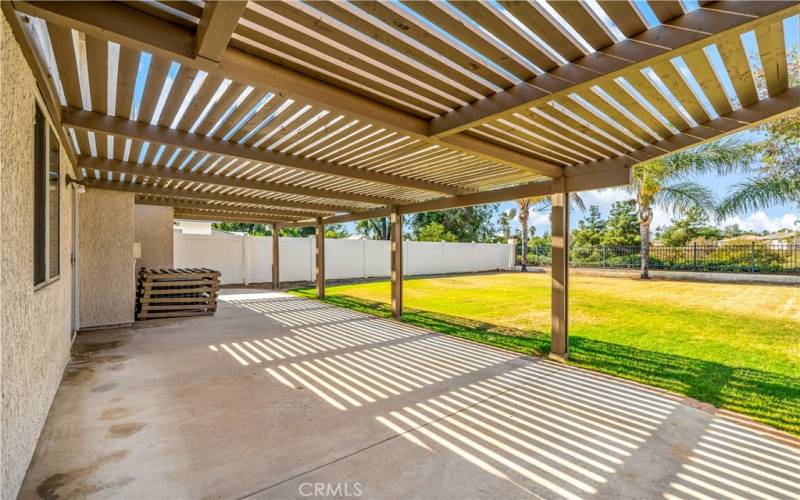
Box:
[6,0,800,227]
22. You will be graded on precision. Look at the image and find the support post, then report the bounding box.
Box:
[390,206,403,319]
[550,179,569,361]
[316,217,325,299]
[272,223,280,290]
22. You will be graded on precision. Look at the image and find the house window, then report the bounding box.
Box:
[33,104,60,286]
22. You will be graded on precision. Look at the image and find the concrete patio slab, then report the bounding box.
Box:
[19,290,800,499]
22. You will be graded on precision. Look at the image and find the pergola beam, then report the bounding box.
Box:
[136,197,314,221]
[63,108,462,195]
[78,156,401,206]
[430,1,800,136]
[195,1,246,64]
[174,211,280,225]
[82,178,350,213]
[14,1,562,178]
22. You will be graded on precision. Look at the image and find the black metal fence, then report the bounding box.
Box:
[523,243,800,274]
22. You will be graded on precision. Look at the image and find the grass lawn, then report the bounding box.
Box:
[290,273,800,436]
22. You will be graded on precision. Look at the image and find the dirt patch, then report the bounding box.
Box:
[35,450,130,499]
[99,407,132,421]
[107,422,147,438]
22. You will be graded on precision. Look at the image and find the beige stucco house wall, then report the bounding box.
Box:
[0,15,75,499]
[79,189,136,329]
[135,205,174,270]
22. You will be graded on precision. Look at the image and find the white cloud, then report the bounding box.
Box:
[721,212,798,233]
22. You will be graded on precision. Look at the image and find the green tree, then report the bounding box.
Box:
[601,200,640,246]
[212,222,269,235]
[656,206,723,246]
[497,208,516,242]
[416,222,457,242]
[408,205,497,243]
[356,217,391,240]
[572,205,605,247]
[627,139,753,278]
[323,224,350,239]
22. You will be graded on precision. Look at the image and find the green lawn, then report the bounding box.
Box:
[290,273,800,435]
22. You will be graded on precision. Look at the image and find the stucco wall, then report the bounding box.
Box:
[134,205,174,270]
[79,189,135,328]
[0,15,74,499]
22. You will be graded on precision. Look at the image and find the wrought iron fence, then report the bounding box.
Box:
[523,243,800,274]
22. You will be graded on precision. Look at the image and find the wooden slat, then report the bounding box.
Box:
[498,0,586,62]
[115,45,139,120]
[156,65,199,128]
[309,0,496,96]
[449,1,560,71]
[596,1,648,38]
[755,21,789,97]
[648,1,685,23]
[601,81,673,139]
[176,74,226,131]
[623,70,692,131]
[652,61,711,125]
[716,35,759,107]
[136,56,172,124]
[404,1,535,80]
[194,81,248,137]
[548,1,616,51]
[46,22,82,107]
[682,49,734,116]
[85,34,108,114]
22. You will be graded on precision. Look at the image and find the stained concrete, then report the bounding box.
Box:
[18,290,800,499]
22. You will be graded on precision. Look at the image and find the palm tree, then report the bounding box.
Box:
[516,194,585,271]
[628,140,754,278]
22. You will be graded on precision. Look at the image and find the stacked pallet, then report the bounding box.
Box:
[137,268,220,320]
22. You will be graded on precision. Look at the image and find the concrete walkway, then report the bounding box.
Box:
[20,290,800,499]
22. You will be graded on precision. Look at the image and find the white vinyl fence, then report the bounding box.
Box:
[174,232,516,285]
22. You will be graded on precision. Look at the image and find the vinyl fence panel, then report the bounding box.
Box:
[174,232,515,285]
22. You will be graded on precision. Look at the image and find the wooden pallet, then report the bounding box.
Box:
[136,268,220,320]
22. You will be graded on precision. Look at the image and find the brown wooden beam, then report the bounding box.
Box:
[550,178,569,361]
[390,206,403,320]
[79,156,400,206]
[137,198,307,221]
[272,223,280,290]
[63,108,462,195]
[82,178,349,213]
[196,1,246,64]
[430,1,800,136]
[173,211,279,225]
[316,217,325,299]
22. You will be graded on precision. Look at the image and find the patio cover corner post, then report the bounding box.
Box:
[272,223,280,290]
[550,178,569,361]
[316,217,325,299]
[390,206,403,319]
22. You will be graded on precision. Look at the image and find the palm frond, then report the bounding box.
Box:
[716,177,799,220]
[655,182,717,217]
[662,139,756,177]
